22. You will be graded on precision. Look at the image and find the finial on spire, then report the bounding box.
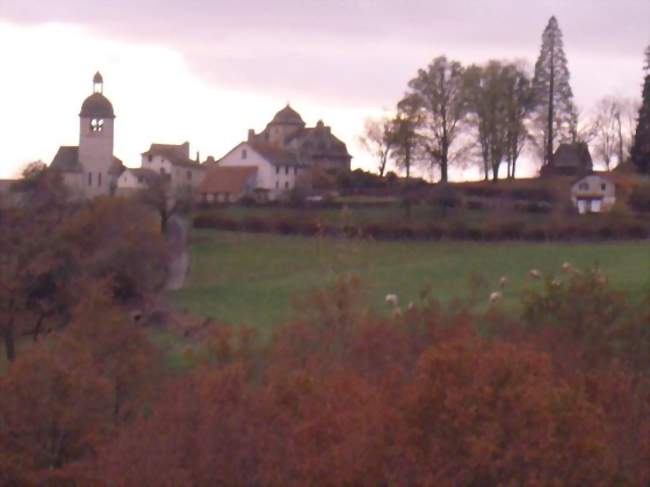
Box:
[93,72,104,94]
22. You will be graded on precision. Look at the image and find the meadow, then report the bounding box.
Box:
[170,229,650,331]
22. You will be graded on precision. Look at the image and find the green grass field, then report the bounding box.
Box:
[170,230,650,332]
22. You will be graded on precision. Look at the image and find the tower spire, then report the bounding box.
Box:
[93,72,104,94]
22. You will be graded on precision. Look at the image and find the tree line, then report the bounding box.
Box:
[361,16,649,181]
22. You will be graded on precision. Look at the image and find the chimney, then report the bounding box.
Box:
[196,151,200,163]
[247,129,255,141]
[181,141,190,158]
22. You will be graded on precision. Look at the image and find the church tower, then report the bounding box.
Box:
[78,72,116,197]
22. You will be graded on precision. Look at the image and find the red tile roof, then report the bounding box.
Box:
[200,166,257,195]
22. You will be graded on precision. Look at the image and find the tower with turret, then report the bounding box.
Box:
[50,72,123,198]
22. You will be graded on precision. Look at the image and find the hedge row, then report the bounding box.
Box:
[194,214,649,242]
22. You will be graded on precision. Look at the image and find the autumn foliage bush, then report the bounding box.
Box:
[2,274,650,484]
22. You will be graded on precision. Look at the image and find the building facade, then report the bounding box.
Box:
[50,73,124,198]
[213,105,352,200]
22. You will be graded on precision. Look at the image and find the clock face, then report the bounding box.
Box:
[90,118,105,132]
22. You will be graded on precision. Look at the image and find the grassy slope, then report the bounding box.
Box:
[170,230,650,332]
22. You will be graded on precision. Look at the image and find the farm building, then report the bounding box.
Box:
[199,166,258,203]
[571,174,616,214]
[212,105,352,200]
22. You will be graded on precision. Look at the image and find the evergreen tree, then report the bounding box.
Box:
[532,16,577,166]
[631,45,650,173]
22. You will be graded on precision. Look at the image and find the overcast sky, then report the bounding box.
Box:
[1,0,648,178]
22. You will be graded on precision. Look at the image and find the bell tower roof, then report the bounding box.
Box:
[81,71,115,118]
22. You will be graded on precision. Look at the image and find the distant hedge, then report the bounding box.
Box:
[193,212,649,242]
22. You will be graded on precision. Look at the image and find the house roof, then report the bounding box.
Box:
[268,104,305,127]
[50,146,82,172]
[142,143,202,169]
[249,142,304,167]
[553,142,593,169]
[124,167,161,183]
[50,145,124,175]
[288,122,352,161]
[200,166,257,194]
[80,93,115,119]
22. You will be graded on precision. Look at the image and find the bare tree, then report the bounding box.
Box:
[390,97,422,180]
[589,96,639,170]
[359,116,394,177]
[138,177,194,234]
[465,60,534,181]
[402,56,468,182]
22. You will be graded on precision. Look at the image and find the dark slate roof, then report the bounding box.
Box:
[291,122,352,162]
[80,93,115,119]
[268,104,305,127]
[50,145,124,175]
[109,156,125,176]
[250,142,303,167]
[50,146,82,173]
[142,143,203,169]
[125,167,160,183]
[553,142,593,169]
[200,166,257,194]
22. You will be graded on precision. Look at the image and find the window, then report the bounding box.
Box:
[98,172,102,187]
[294,167,298,175]
[276,166,280,174]
[242,149,247,159]
[137,176,144,183]
[187,170,192,181]
[90,118,104,132]
[148,155,153,163]
[285,166,289,175]
[88,172,92,186]
[579,182,588,191]
[275,181,279,189]
[285,181,289,189]
[601,183,606,191]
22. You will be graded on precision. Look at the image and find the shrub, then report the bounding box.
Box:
[628,182,650,212]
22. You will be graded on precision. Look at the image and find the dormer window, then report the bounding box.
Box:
[90,118,104,132]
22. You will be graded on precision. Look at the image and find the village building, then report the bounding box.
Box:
[139,142,205,189]
[199,166,258,203]
[541,142,593,177]
[50,73,124,198]
[204,105,351,202]
[571,174,616,214]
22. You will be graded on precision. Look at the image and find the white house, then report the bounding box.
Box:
[212,105,351,200]
[571,174,616,214]
[115,168,161,195]
[215,141,304,200]
[140,142,205,190]
[50,72,124,198]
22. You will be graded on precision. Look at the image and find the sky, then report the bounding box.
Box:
[0,0,648,179]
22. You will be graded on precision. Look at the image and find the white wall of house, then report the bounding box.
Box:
[218,143,301,199]
[571,175,616,214]
[140,154,204,189]
[117,170,147,190]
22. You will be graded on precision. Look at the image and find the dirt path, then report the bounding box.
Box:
[165,215,190,291]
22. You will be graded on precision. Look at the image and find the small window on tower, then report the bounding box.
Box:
[90,118,104,132]
[242,149,247,159]
[98,172,102,187]
[148,155,153,163]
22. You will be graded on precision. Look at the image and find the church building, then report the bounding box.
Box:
[50,72,124,198]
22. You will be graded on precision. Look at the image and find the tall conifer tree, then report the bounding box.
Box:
[532,16,577,166]
[631,45,650,173]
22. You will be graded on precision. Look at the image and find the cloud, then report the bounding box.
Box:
[3,0,648,105]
